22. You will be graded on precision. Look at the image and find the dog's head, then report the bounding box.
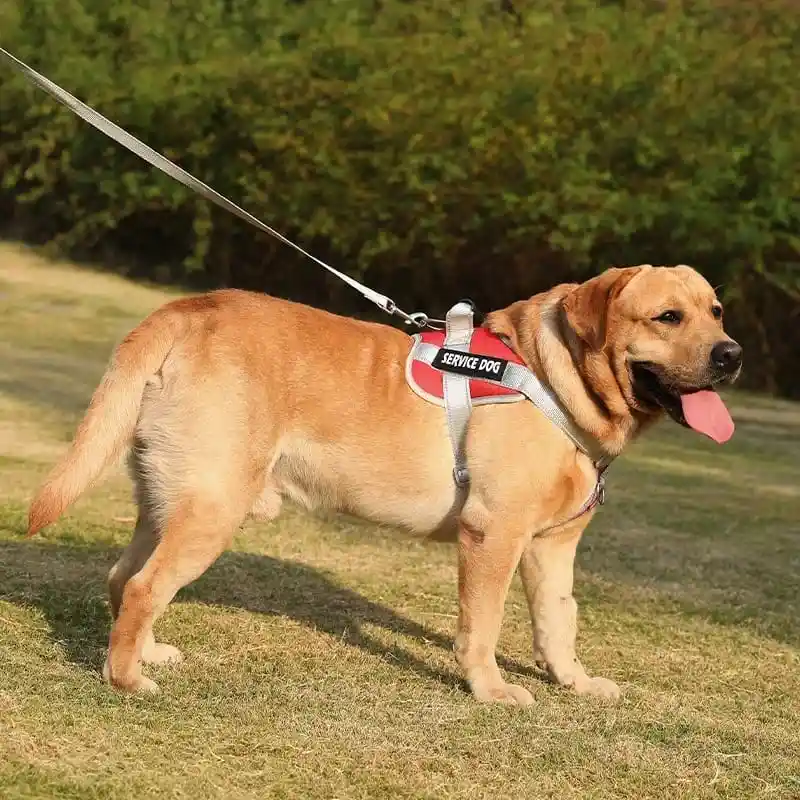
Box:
[560,264,742,442]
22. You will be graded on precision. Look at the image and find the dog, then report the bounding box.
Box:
[26,264,742,704]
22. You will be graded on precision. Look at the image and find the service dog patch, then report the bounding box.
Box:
[431,348,509,382]
[405,328,525,407]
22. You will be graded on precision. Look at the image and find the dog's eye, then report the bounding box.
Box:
[712,305,723,319]
[653,310,683,324]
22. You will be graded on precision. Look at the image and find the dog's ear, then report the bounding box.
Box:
[562,267,643,350]
[484,300,529,356]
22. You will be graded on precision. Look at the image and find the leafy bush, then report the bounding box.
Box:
[1,0,799,394]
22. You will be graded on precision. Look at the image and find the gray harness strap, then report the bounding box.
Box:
[429,302,612,519]
[441,302,475,487]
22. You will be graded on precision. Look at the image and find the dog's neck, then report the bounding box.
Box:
[512,290,652,460]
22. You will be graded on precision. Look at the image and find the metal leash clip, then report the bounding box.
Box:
[401,312,446,331]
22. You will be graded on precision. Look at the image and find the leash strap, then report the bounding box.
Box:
[0,47,432,329]
[2,48,607,517]
[441,302,475,487]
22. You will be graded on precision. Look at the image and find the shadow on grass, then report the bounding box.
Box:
[0,348,108,420]
[0,538,541,693]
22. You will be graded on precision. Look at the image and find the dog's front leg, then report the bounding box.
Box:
[519,520,620,700]
[453,516,534,706]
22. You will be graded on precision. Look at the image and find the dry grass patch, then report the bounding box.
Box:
[1,242,798,798]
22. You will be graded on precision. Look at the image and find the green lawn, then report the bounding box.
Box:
[1,241,798,799]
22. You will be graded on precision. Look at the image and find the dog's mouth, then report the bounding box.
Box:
[630,362,735,444]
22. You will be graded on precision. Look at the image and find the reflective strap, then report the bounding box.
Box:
[442,302,475,487]
[413,340,607,467]
[499,364,608,467]
[414,335,612,519]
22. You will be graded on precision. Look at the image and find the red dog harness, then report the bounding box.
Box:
[405,301,610,523]
[407,326,527,406]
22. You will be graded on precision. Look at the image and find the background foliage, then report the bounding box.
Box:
[1,0,798,395]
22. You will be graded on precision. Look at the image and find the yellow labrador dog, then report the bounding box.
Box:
[27,264,742,704]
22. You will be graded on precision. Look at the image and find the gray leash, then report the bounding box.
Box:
[0,47,436,330]
[1,48,611,516]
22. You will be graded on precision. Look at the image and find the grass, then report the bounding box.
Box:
[0,240,798,799]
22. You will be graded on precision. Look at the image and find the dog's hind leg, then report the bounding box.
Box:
[103,479,257,693]
[107,509,186,667]
[108,514,157,620]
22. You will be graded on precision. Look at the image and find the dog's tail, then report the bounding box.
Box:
[27,303,187,537]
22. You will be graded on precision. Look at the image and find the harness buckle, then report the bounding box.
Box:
[596,472,607,506]
[453,466,471,487]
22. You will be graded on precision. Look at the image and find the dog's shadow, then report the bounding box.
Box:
[0,538,542,693]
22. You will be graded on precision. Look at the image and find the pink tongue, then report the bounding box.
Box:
[680,390,734,443]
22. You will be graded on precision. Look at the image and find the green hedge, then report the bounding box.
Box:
[1,0,799,395]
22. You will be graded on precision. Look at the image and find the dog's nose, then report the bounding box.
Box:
[710,340,743,373]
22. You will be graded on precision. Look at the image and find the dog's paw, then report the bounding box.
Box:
[102,658,161,694]
[132,675,161,694]
[141,642,184,667]
[573,675,621,701]
[471,680,535,706]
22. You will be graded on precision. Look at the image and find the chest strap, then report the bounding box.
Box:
[441,302,476,485]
